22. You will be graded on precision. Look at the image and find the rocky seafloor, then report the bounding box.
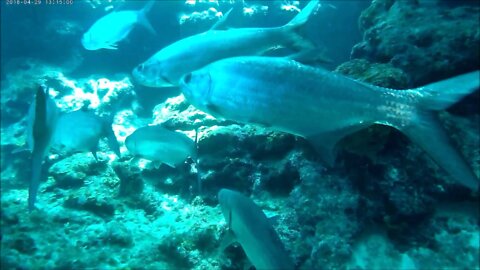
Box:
[1,0,479,269]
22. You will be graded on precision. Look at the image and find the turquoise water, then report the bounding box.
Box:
[1,1,479,269]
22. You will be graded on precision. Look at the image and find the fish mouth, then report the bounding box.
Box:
[81,39,94,50]
[81,34,98,50]
[132,66,174,88]
[131,67,155,87]
[179,74,192,97]
[132,66,145,82]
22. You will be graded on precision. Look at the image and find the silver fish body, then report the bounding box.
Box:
[125,125,195,168]
[132,0,319,87]
[133,29,286,87]
[82,1,155,50]
[218,188,295,270]
[181,56,480,190]
[182,57,400,137]
[27,86,59,210]
[51,110,120,159]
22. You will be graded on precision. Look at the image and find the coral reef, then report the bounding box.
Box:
[1,0,479,269]
[352,0,480,86]
[2,80,478,269]
[335,58,409,89]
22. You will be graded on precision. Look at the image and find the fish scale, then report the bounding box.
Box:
[132,0,321,87]
[197,57,390,135]
[181,56,479,190]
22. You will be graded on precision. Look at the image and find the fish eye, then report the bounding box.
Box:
[184,73,192,84]
[138,64,144,71]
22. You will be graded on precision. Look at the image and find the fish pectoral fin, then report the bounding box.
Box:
[218,230,236,251]
[307,134,340,167]
[205,103,223,117]
[307,125,369,166]
[153,160,163,169]
[129,156,140,166]
[287,47,333,66]
[104,44,118,50]
[12,145,31,154]
[214,230,237,261]
[165,161,178,169]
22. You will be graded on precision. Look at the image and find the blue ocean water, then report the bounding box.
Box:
[0,0,479,269]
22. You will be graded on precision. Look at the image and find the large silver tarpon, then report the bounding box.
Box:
[180,56,479,190]
[132,0,320,87]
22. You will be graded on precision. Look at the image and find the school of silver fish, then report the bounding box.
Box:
[18,1,479,269]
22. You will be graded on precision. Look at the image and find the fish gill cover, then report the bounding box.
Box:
[0,0,479,269]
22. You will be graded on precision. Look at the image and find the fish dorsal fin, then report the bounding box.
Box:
[104,44,118,50]
[136,1,156,35]
[307,124,370,166]
[138,10,156,35]
[209,7,233,31]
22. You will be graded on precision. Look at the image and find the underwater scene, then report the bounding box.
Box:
[1,0,479,269]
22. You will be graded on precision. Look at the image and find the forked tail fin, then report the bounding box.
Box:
[280,0,320,52]
[138,0,156,35]
[397,71,479,190]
